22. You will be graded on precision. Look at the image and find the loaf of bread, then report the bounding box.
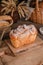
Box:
[0,15,12,20]
[0,15,12,28]
[0,20,9,28]
[9,24,37,48]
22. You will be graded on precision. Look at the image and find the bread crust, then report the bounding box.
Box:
[0,15,12,20]
[0,21,9,27]
[10,24,37,48]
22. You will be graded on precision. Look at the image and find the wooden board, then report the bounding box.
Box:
[0,36,43,65]
[4,36,43,55]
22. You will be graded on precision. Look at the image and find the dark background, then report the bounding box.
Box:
[18,0,27,3]
[0,0,36,7]
[0,0,35,7]
[0,0,27,3]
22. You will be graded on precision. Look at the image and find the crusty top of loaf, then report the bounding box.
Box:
[10,24,37,38]
[0,20,9,27]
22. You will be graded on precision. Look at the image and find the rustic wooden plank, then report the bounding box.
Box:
[6,43,43,65]
[4,36,43,55]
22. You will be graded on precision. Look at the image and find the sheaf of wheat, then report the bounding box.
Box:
[1,0,17,16]
[17,1,31,20]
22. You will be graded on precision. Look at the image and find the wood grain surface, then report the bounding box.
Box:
[4,36,43,55]
[0,36,43,65]
[0,20,43,65]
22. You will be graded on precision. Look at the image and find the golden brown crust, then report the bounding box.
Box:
[0,21,9,27]
[10,24,37,48]
[0,15,12,20]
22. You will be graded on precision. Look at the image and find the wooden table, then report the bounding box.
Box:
[0,36,43,65]
[0,20,43,65]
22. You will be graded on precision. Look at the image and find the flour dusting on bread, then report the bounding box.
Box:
[10,24,37,48]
